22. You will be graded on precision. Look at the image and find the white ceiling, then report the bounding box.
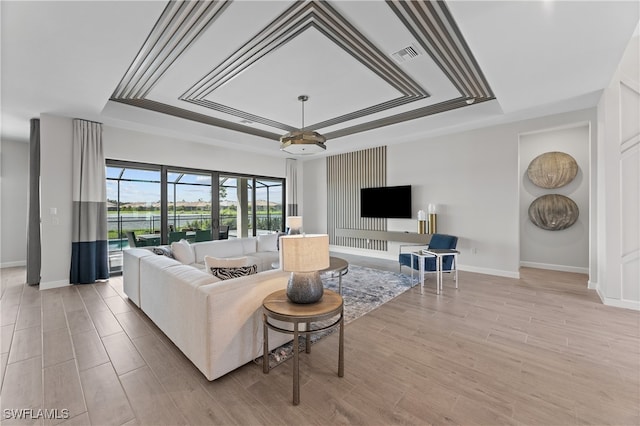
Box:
[2,1,638,159]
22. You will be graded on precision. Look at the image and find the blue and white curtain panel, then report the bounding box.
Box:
[70,119,109,284]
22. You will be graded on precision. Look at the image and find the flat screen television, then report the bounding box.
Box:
[360,185,412,218]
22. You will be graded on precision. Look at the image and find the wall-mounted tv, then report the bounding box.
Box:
[360,185,412,219]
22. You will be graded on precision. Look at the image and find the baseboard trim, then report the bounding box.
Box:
[329,245,520,279]
[594,284,640,311]
[601,296,640,311]
[587,279,597,290]
[1,261,27,268]
[40,280,71,291]
[458,265,520,279]
[520,261,588,275]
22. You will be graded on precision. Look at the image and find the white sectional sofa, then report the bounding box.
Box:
[122,233,292,381]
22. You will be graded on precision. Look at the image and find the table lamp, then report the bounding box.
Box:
[280,234,330,304]
[286,216,302,235]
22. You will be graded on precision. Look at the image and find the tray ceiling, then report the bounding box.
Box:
[2,0,638,156]
[109,0,494,143]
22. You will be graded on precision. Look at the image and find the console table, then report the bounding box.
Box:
[335,228,432,244]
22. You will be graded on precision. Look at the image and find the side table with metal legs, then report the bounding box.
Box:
[262,289,344,405]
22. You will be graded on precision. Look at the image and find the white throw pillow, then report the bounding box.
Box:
[171,239,195,265]
[257,233,279,252]
[204,255,250,269]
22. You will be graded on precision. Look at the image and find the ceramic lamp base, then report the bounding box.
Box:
[287,271,324,304]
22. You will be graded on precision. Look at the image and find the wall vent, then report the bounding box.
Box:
[391,45,421,64]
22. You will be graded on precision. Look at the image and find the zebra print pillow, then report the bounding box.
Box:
[210,264,257,280]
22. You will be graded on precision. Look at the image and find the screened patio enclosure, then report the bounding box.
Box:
[106,160,285,274]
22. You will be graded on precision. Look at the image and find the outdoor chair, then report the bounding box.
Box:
[126,231,140,248]
[195,229,212,242]
[168,231,187,243]
[219,225,229,240]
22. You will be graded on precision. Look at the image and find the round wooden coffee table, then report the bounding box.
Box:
[320,256,349,294]
[262,289,344,405]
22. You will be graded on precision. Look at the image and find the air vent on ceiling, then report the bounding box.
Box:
[391,45,421,64]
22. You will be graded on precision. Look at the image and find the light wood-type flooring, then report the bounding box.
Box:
[1,254,639,425]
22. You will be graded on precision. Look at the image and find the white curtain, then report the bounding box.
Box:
[70,119,109,283]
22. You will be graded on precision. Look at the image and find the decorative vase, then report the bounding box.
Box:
[286,271,323,304]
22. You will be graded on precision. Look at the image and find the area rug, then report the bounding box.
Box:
[256,264,415,369]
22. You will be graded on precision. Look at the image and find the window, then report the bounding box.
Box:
[167,171,212,239]
[106,160,285,274]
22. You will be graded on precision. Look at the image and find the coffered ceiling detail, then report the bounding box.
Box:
[110,0,494,144]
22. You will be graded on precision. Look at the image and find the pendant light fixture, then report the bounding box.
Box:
[280,95,326,155]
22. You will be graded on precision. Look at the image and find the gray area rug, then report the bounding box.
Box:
[257,264,415,368]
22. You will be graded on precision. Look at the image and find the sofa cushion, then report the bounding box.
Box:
[240,237,258,254]
[204,255,250,269]
[210,265,257,280]
[193,239,245,264]
[257,233,279,252]
[248,251,280,272]
[171,239,195,265]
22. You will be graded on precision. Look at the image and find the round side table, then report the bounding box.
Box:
[262,289,344,405]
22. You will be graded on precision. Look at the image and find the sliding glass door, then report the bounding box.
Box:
[106,163,162,273]
[255,178,283,234]
[106,160,285,273]
[167,170,213,242]
[219,175,284,237]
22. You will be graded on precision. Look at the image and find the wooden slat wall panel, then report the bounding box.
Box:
[327,147,387,250]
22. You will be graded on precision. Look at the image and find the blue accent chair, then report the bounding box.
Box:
[398,234,458,273]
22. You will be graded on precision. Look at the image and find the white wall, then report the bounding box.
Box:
[0,139,28,267]
[104,126,286,178]
[36,116,286,289]
[519,124,590,273]
[300,157,327,234]
[596,35,640,310]
[40,114,73,289]
[303,108,597,279]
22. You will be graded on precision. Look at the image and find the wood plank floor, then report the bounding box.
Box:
[1,255,638,425]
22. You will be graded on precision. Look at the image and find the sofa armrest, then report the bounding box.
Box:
[122,248,155,307]
[195,269,291,380]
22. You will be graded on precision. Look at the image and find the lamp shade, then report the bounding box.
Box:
[286,216,303,234]
[280,234,329,272]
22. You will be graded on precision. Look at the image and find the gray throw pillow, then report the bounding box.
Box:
[151,246,174,258]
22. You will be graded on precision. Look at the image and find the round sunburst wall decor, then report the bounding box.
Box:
[528,194,579,231]
[527,151,578,189]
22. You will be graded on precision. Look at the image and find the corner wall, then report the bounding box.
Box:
[0,139,28,267]
[596,35,639,310]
